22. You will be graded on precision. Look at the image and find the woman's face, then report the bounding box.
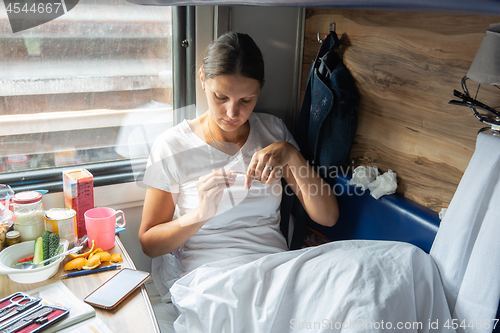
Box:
[202,74,261,133]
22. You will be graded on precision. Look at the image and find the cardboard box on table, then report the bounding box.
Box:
[62,169,94,238]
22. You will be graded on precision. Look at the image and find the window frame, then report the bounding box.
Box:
[0,4,197,194]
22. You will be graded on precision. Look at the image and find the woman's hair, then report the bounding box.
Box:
[201,31,265,88]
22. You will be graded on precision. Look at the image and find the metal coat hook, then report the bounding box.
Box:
[317,23,336,43]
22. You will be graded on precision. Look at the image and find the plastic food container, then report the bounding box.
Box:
[12,191,46,242]
[45,208,77,248]
[0,239,69,283]
[6,155,30,172]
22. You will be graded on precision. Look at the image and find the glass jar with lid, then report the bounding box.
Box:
[6,230,21,246]
[12,191,46,241]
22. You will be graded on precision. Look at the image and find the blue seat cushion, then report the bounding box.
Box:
[308,174,441,253]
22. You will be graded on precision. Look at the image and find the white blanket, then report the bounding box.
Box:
[170,240,453,332]
[430,133,500,330]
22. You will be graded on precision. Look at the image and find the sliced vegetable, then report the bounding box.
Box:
[48,233,60,257]
[18,255,34,263]
[33,236,44,264]
[42,230,51,260]
[47,243,64,265]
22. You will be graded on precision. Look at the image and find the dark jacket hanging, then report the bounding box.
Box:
[281,31,359,250]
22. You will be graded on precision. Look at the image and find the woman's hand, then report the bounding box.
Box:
[244,141,296,189]
[140,169,236,258]
[195,169,236,221]
[245,141,338,227]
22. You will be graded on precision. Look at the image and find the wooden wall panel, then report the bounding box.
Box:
[303,9,500,211]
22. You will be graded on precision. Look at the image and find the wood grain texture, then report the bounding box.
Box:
[303,9,500,211]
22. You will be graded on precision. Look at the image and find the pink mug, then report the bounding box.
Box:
[84,207,126,251]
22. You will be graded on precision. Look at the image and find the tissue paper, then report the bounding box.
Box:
[367,169,398,199]
[349,166,379,190]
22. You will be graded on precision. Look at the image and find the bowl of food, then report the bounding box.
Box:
[0,239,69,283]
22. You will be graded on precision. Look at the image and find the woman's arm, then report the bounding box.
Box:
[139,188,205,257]
[139,169,237,258]
[244,141,338,227]
[282,146,339,227]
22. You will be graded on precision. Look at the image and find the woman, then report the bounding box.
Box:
[140,32,452,332]
[140,31,337,265]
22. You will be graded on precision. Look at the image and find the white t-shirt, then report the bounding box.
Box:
[144,113,298,287]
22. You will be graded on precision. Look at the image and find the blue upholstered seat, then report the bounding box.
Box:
[308,174,441,253]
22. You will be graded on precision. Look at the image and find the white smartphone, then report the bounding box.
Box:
[84,268,150,310]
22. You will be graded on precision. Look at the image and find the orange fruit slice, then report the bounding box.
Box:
[82,262,101,270]
[68,239,96,259]
[98,251,112,262]
[82,254,101,270]
[97,261,114,268]
[111,253,123,262]
[64,258,87,271]
[89,247,103,258]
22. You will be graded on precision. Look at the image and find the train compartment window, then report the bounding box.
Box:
[0,0,173,189]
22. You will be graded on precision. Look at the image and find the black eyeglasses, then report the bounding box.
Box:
[449,76,500,127]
